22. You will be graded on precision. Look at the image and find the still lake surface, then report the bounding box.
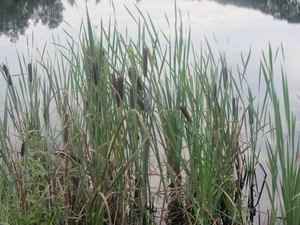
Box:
[1,0,300,221]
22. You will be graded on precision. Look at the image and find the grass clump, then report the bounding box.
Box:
[0,3,299,225]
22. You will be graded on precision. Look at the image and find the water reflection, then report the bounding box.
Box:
[214,0,300,24]
[0,0,299,42]
[0,0,65,42]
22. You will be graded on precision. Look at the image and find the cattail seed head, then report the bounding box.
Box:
[128,67,142,92]
[130,87,134,109]
[180,105,192,122]
[2,64,9,76]
[92,62,99,85]
[2,64,12,85]
[21,142,26,156]
[137,98,144,111]
[63,114,69,143]
[84,50,93,79]
[28,63,32,83]
[128,67,133,79]
[213,83,217,100]
[137,77,143,92]
[116,76,124,107]
[111,73,118,91]
[143,47,148,77]
[232,97,236,117]
[248,107,254,125]
[222,66,228,88]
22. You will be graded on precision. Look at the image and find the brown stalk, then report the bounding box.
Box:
[56,150,81,164]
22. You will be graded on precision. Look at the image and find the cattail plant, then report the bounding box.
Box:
[2,64,12,85]
[248,106,254,125]
[137,98,144,111]
[92,62,99,85]
[63,113,69,144]
[130,86,135,109]
[180,105,191,122]
[143,47,148,77]
[0,4,287,225]
[28,63,32,83]
[116,76,124,107]
[232,97,236,118]
[20,141,26,157]
[222,65,228,88]
[128,67,143,92]
[111,73,117,89]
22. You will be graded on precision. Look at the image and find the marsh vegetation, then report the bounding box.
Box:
[0,3,299,225]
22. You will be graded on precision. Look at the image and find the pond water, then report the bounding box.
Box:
[1,0,300,223]
[1,0,300,106]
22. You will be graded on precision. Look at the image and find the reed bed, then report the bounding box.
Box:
[0,3,299,225]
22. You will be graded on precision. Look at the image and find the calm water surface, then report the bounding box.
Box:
[1,0,299,103]
[1,0,300,220]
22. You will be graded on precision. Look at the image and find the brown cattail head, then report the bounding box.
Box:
[28,63,32,83]
[130,87,134,109]
[137,98,144,111]
[128,67,142,92]
[63,114,69,143]
[116,76,124,107]
[222,66,228,88]
[128,67,133,79]
[136,77,143,91]
[21,142,26,156]
[137,76,143,92]
[111,74,118,90]
[143,47,148,77]
[232,97,236,117]
[248,107,254,125]
[92,62,99,85]
[84,50,92,79]
[180,105,192,122]
[2,64,12,85]
[213,83,217,100]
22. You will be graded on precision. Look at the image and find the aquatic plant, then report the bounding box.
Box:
[0,2,298,225]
